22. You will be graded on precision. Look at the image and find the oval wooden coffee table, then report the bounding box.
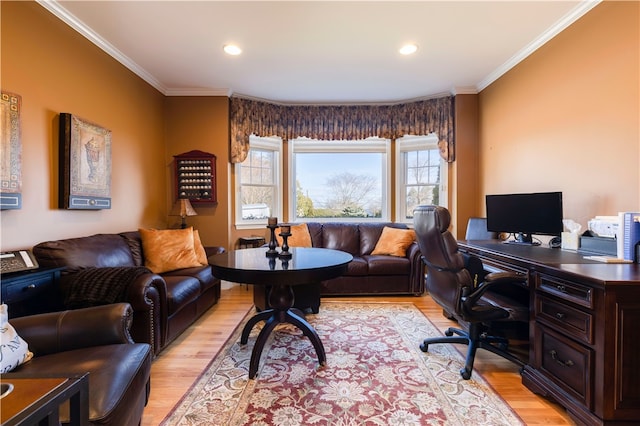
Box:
[208,247,352,379]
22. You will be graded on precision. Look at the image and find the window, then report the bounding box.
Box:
[395,134,447,223]
[289,138,390,222]
[235,136,282,228]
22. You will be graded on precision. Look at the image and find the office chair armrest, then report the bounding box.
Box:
[462,271,527,307]
[484,271,527,285]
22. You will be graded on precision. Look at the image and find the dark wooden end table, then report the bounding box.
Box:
[208,247,352,379]
[1,373,89,426]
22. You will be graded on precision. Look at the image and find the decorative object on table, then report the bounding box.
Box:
[280,258,289,270]
[162,302,524,426]
[58,113,112,209]
[0,91,22,210]
[278,224,292,259]
[173,150,217,204]
[170,198,198,229]
[266,217,279,256]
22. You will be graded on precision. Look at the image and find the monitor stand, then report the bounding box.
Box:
[503,232,541,246]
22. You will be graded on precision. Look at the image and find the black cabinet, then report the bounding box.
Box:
[1,267,65,318]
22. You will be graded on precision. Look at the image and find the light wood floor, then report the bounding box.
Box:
[142,285,576,425]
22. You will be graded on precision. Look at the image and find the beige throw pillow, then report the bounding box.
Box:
[139,227,202,273]
[371,226,416,257]
[275,223,313,248]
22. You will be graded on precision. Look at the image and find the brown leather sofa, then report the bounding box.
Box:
[32,231,223,355]
[255,222,424,312]
[8,303,152,425]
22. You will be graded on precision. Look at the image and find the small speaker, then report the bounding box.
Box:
[550,236,562,248]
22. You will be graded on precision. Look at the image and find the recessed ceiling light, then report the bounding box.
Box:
[399,44,418,55]
[223,44,242,56]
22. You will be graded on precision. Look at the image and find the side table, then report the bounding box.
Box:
[0,267,65,318]
[1,373,89,426]
[238,236,266,249]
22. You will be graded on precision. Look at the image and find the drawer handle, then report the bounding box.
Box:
[556,285,566,293]
[26,284,37,290]
[550,350,574,367]
[555,312,566,320]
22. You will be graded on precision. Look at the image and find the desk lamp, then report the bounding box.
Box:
[171,198,197,229]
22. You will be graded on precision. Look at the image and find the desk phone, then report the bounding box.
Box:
[0,250,39,274]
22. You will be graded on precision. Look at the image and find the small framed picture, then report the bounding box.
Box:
[1,91,22,210]
[59,113,112,209]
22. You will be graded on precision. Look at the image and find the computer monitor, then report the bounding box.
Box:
[485,191,563,245]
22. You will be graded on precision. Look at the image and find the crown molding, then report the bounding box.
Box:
[477,0,602,92]
[36,0,167,94]
[451,87,478,96]
[164,88,231,97]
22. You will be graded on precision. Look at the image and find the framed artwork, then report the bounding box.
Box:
[59,113,112,209]
[0,91,22,210]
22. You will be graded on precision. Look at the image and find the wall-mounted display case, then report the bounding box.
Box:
[173,150,217,204]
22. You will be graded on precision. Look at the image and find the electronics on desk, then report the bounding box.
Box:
[486,191,563,246]
[578,232,617,257]
[619,212,640,261]
[0,250,39,274]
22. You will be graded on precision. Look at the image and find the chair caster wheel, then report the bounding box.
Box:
[445,329,454,337]
[460,368,472,380]
[420,342,429,352]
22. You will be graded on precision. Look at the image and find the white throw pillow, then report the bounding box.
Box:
[0,304,33,373]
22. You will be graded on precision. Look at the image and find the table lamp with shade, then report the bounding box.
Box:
[171,198,197,229]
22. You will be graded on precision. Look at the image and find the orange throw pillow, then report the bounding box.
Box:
[275,223,313,248]
[139,227,202,273]
[193,229,208,265]
[371,226,416,257]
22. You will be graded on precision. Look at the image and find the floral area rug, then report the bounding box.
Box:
[162,302,523,426]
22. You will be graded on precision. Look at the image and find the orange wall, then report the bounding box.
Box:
[479,1,639,230]
[1,2,166,250]
[164,97,230,249]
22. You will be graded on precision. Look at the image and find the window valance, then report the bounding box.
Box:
[229,95,455,163]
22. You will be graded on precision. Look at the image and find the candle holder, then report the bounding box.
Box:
[278,228,292,259]
[266,223,279,257]
[281,258,290,270]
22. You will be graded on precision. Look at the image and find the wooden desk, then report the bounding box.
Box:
[458,241,640,426]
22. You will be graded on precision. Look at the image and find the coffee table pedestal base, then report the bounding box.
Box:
[240,284,326,379]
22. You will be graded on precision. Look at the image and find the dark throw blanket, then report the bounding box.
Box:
[63,266,152,309]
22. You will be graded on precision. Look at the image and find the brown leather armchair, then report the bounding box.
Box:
[413,205,529,380]
[8,303,152,425]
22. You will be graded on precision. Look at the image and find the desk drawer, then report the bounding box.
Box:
[536,325,593,409]
[536,295,593,344]
[2,274,54,304]
[536,274,593,309]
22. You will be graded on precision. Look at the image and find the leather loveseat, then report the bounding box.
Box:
[254,222,424,312]
[32,230,222,355]
[8,303,152,425]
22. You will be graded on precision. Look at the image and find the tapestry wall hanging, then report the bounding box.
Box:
[59,113,112,209]
[0,91,22,210]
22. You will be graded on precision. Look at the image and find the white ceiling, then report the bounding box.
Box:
[40,1,600,104]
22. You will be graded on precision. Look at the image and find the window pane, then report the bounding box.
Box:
[240,186,275,219]
[295,152,383,219]
[239,148,277,220]
[405,185,439,219]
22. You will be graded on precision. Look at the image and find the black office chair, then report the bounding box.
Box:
[465,217,498,240]
[413,205,529,380]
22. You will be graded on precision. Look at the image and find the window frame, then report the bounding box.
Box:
[234,135,283,229]
[288,137,392,223]
[395,134,448,224]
